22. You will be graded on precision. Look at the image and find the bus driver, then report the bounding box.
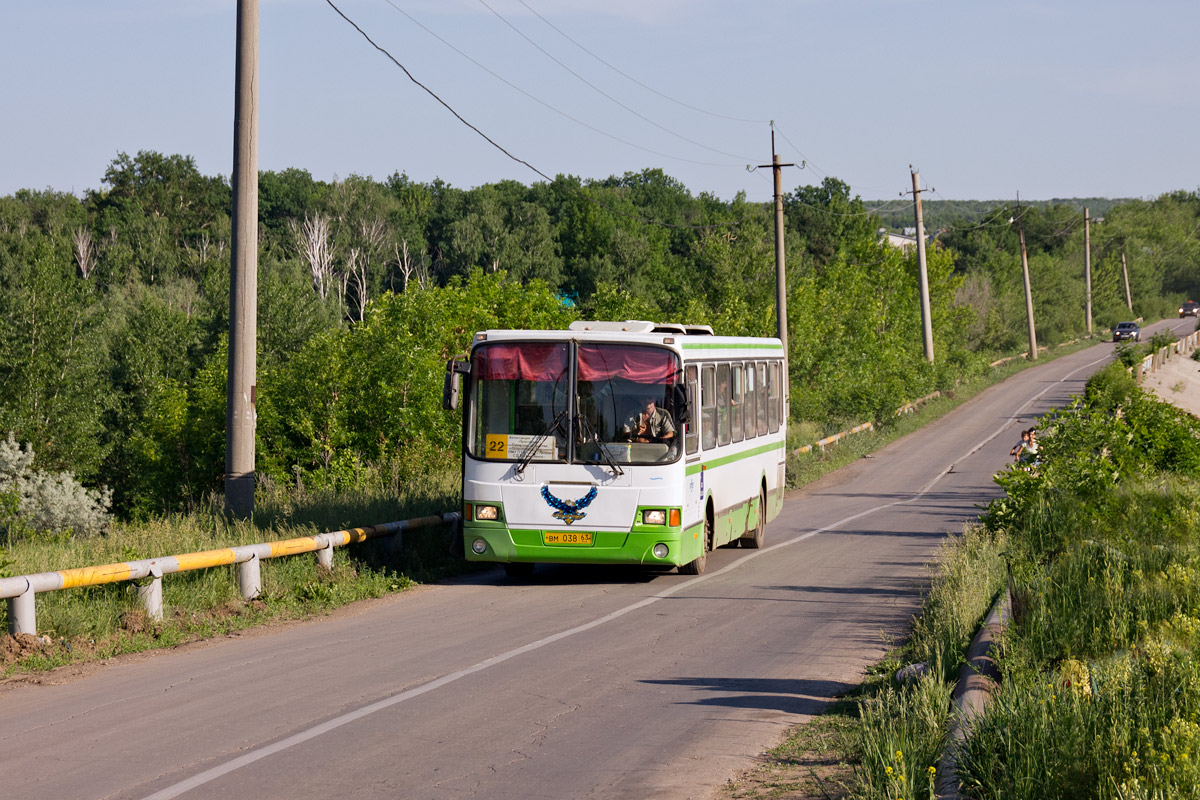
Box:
[620,396,676,444]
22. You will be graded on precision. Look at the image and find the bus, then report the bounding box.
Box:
[443,320,787,576]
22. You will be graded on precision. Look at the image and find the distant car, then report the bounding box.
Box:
[1180,300,1199,317]
[1112,321,1141,342]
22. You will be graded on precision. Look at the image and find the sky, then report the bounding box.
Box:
[3,0,1198,203]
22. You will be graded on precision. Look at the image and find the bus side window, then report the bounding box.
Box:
[731,364,744,442]
[701,365,716,451]
[744,363,756,441]
[716,363,731,446]
[757,361,769,436]
[768,361,780,432]
[685,366,699,455]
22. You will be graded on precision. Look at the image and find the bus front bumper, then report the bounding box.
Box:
[463,523,702,567]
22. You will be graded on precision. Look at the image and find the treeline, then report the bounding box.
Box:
[1,150,1196,523]
[870,196,1129,232]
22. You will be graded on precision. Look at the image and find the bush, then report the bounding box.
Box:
[1085,362,1138,411]
[0,433,112,541]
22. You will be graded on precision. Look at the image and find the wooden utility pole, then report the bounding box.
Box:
[1121,250,1133,311]
[910,169,935,363]
[1084,207,1093,335]
[758,132,794,355]
[1018,224,1038,360]
[226,0,259,518]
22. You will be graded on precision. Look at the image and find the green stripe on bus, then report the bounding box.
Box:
[685,441,785,474]
[681,342,784,351]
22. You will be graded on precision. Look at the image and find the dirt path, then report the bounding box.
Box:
[1142,335,1200,417]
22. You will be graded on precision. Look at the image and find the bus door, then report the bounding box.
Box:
[683,364,703,525]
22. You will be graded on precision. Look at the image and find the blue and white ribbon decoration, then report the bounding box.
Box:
[541,485,597,525]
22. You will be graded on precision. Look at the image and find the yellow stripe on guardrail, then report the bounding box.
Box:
[59,563,135,590]
[175,548,240,572]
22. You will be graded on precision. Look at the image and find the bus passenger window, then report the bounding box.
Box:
[768,362,780,432]
[744,363,756,441]
[757,361,769,436]
[701,365,716,450]
[731,364,744,442]
[716,363,731,446]
[685,366,699,455]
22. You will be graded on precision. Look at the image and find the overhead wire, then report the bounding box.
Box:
[474,0,757,164]
[383,1,740,168]
[515,0,769,126]
[328,0,755,232]
[769,122,828,181]
[325,0,553,183]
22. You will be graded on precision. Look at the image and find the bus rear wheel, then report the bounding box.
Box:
[740,488,766,549]
[680,516,711,575]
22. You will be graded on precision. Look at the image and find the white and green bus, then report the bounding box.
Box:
[443,321,787,576]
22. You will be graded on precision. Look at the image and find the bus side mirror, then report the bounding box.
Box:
[442,357,470,410]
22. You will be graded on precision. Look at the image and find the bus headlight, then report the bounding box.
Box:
[642,509,667,525]
[471,538,488,554]
[652,543,669,559]
[475,505,500,521]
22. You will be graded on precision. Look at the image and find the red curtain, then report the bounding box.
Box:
[473,343,568,381]
[577,344,678,383]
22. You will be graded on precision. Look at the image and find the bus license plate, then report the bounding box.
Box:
[543,531,593,546]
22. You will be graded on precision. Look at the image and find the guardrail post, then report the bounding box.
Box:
[8,578,36,636]
[138,566,164,621]
[238,554,262,600]
[315,544,333,572]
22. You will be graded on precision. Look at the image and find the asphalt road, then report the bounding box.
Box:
[2,319,1193,800]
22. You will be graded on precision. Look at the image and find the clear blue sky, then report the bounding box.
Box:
[4,0,1197,202]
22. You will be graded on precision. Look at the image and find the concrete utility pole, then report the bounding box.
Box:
[1084,207,1093,335]
[758,131,794,355]
[226,0,259,518]
[1018,224,1038,360]
[1121,250,1133,311]
[910,169,935,363]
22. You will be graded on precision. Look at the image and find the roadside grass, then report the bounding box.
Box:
[957,466,1200,797]
[0,468,462,677]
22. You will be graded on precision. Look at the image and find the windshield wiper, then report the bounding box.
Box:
[514,409,568,476]
[574,412,624,477]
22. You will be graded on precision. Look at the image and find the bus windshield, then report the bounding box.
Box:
[576,343,682,465]
[467,341,682,465]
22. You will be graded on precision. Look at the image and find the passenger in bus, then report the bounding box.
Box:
[619,396,676,444]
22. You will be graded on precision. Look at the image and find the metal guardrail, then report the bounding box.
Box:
[2,513,460,637]
[1135,330,1199,381]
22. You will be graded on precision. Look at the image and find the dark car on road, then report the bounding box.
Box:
[1112,321,1141,342]
[1180,300,1199,317]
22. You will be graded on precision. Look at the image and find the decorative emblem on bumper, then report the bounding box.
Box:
[541,485,597,525]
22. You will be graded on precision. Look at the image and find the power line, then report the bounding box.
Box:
[514,0,769,126]
[325,0,553,183]
[474,0,757,163]
[769,122,829,181]
[329,0,757,233]
[384,1,742,168]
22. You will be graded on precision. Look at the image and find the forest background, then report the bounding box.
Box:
[1,150,1197,528]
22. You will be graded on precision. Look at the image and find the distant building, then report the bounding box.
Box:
[878,228,917,252]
